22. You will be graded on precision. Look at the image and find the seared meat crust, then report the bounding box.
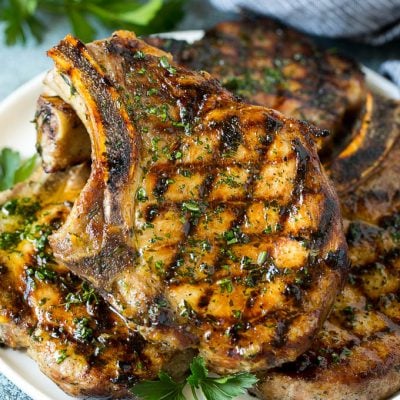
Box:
[255,95,400,400]
[46,32,347,373]
[0,165,189,398]
[147,17,366,154]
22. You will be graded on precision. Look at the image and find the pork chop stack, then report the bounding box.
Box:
[0,17,398,400]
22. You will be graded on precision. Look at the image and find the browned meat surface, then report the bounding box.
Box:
[147,17,366,154]
[0,165,191,398]
[43,31,347,374]
[35,95,91,173]
[254,94,400,400]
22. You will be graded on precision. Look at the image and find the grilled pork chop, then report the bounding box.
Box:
[147,17,366,154]
[43,31,347,373]
[254,94,400,400]
[0,165,191,397]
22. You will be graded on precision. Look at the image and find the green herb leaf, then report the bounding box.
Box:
[132,371,186,400]
[159,55,176,74]
[200,372,258,400]
[0,0,43,45]
[257,251,268,266]
[0,148,37,190]
[132,356,257,400]
[186,356,208,387]
[87,0,163,26]
[182,201,200,212]
[1,0,185,46]
[66,7,96,43]
[14,154,37,184]
[0,148,21,190]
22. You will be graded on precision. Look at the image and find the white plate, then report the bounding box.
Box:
[0,30,399,400]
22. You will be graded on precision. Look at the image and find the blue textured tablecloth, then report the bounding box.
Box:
[0,1,398,399]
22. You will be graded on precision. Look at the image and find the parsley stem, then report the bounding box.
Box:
[191,385,200,400]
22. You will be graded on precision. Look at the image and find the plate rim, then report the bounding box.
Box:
[0,29,399,400]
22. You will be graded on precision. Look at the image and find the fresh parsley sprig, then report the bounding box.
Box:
[0,0,185,45]
[0,148,37,190]
[132,356,258,400]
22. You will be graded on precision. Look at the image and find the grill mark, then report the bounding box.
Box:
[279,331,361,379]
[142,196,321,217]
[165,252,184,282]
[273,318,292,348]
[153,174,172,199]
[206,115,281,285]
[246,290,259,309]
[148,155,297,174]
[218,116,243,154]
[163,172,216,282]
[227,321,252,345]
[198,288,213,308]
[198,172,215,198]
[144,205,159,222]
[310,195,340,249]
[324,248,348,271]
[279,138,310,228]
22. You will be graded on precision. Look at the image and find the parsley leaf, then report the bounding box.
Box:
[200,372,258,400]
[186,356,208,387]
[132,356,258,400]
[14,153,38,183]
[0,0,186,45]
[132,371,186,400]
[0,148,37,190]
[0,0,43,45]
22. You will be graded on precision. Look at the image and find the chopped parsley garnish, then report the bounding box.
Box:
[28,265,56,281]
[218,278,233,294]
[223,228,248,246]
[0,230,22,250]
[56,349,68,364]
[182,201,200,213]
[159,56,176,75]
[1,198,40,222]
[65,282,99,310]
[73,317,93,342]
[134,50,145,60]
[257,251,268,266]
[137,187,148,202]
[232,310,242,319]
[263,67,287,91]
[155,260,165,274]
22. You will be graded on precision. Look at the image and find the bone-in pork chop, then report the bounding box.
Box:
[254,94,400,400]
[147,17,366,155]
[0,165,191,397]
[45,31,347,374]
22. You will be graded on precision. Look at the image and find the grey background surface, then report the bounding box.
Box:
[0,0,399,399]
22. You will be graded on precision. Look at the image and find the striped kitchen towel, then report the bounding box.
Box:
[210,0,400,86]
